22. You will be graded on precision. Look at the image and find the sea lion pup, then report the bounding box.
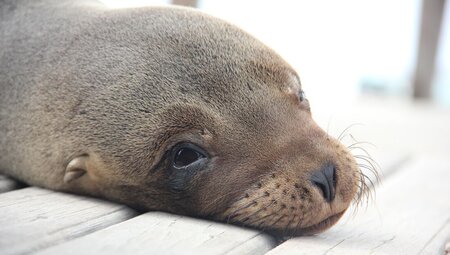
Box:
[0,0,365,236]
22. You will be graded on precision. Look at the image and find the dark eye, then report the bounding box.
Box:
[168,143,209,192]
[171,143,207,169]
[298,90,306,102]
[174,148,203,167]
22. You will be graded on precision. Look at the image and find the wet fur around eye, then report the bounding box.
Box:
[167,143,209,192]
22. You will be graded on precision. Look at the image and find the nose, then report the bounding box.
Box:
[310,165,336,202]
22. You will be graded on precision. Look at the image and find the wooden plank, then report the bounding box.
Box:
[348,151,410,196]
[266,156,450,255]
[419,219,450,254]
[36,211,277,255]
[0,174,24,193]
[0,187,138,255]
[369,152,411,179]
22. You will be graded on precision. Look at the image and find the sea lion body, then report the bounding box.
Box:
[0,0,363,235]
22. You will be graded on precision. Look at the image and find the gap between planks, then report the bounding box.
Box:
[34,212,277,255]
[0,185,276,255]
[0,152,410,254]
[0,187,138,255]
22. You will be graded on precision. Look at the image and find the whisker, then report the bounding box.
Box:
[348,141,376,149]
[337,123,363,142]
[339,133,360,143]
[289,214,303,237]
[356,158,381,182]
[247,211,277,227]
[354,154,380,168]
[360,172,374,206]
[356,158,379,175]
[354,170,371,208]
[242,200,277,225]
[349,146,372,158]
[359,171,376,193]
[339,129,381,212]
[358,163,380,181]
[269,214,286,229]
[225,194,266,223]
[282,214,296,236]
[347,133,359,143]
[226,201,256,223]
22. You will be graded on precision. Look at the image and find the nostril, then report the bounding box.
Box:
[310,165,337,202]
[312,180,329,201]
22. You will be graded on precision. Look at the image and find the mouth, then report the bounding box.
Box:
[296,210,346,235]
[266,210,346,237]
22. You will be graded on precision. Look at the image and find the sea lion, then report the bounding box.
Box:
[0,0,367,236]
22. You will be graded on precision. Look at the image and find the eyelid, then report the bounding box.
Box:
[171,142,209,159]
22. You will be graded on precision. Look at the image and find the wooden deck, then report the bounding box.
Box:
[1,98,449,254]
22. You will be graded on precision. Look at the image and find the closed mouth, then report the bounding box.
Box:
[266,210,346,237]
[295,210,346,235]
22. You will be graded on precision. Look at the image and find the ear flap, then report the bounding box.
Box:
[64,155,89,184]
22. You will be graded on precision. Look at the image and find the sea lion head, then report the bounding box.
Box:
[62,7,365,236]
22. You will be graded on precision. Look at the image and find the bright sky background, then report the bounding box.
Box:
[100,0,449,107]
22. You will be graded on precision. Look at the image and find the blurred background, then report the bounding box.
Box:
[101,0,450,162]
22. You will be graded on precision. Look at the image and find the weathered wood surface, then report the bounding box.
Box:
[36,212,276,255]
[266,156,450,255]
[1,154,447,254]
[370,151,410,178]
[0,187,138,255]
[0,174,23,193]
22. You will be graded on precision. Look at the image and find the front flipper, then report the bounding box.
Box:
[64,155,89,184]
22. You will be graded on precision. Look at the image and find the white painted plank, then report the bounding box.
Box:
[373,152,410,178]
[357,151,411,189]
[266,156,450,255]
[0,187,138,255]
[36,211,277,255]
[420,219,450,254]
[0,174,23,193]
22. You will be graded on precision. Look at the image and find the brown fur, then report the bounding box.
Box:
[0,0,361,236]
